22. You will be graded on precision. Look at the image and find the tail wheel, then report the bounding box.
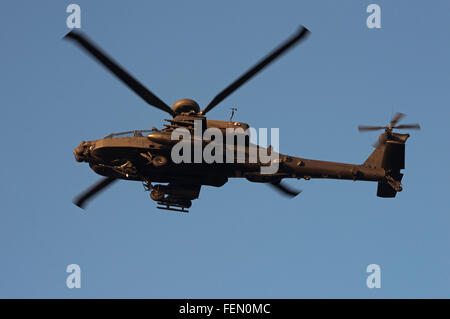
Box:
[152,155,167,167]
[150,190,165,201]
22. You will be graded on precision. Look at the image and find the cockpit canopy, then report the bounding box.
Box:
[104,130,156,139]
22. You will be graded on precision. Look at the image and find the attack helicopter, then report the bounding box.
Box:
[66,26,420,212]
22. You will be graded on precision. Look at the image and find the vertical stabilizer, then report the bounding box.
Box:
[362,133,409,198]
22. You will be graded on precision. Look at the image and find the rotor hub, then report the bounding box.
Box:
[172,99,200,114]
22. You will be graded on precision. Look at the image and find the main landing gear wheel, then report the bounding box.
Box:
[150,189,165,201]
[152,155,167,167]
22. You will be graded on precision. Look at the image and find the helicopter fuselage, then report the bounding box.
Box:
[66,27,415,212]
[74,124,387,187]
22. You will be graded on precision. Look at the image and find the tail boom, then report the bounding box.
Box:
[280,158,385,181]
[276,132,409,197]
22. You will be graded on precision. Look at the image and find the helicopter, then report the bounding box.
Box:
[66,26,420,212]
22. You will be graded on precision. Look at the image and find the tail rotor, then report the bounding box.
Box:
[358,112,420,148]
[358,112,421,134]
[359,112,420,198]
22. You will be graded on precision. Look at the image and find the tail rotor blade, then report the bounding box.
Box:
[394,123,421,130]
[358,125,386,132]
[390,112,405,126]
[73,177,117,209]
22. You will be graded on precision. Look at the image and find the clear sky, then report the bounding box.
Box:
[0,0,449,298]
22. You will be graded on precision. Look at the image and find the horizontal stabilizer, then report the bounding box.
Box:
[377,181,397,198]
[377,172,403,198]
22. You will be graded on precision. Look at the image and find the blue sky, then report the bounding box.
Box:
[0,0,449,298]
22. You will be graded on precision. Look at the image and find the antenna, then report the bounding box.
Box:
[229,107,238,121]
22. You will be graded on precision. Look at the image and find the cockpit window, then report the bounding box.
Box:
[104,130,156,138]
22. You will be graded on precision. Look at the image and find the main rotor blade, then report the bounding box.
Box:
[269,181,302,198]
[394,123,421,130]
[358,125,386,132]
[201,26,310,115]
[390,112,405,126]
[64,31,175,117]
[73,177,117,209]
